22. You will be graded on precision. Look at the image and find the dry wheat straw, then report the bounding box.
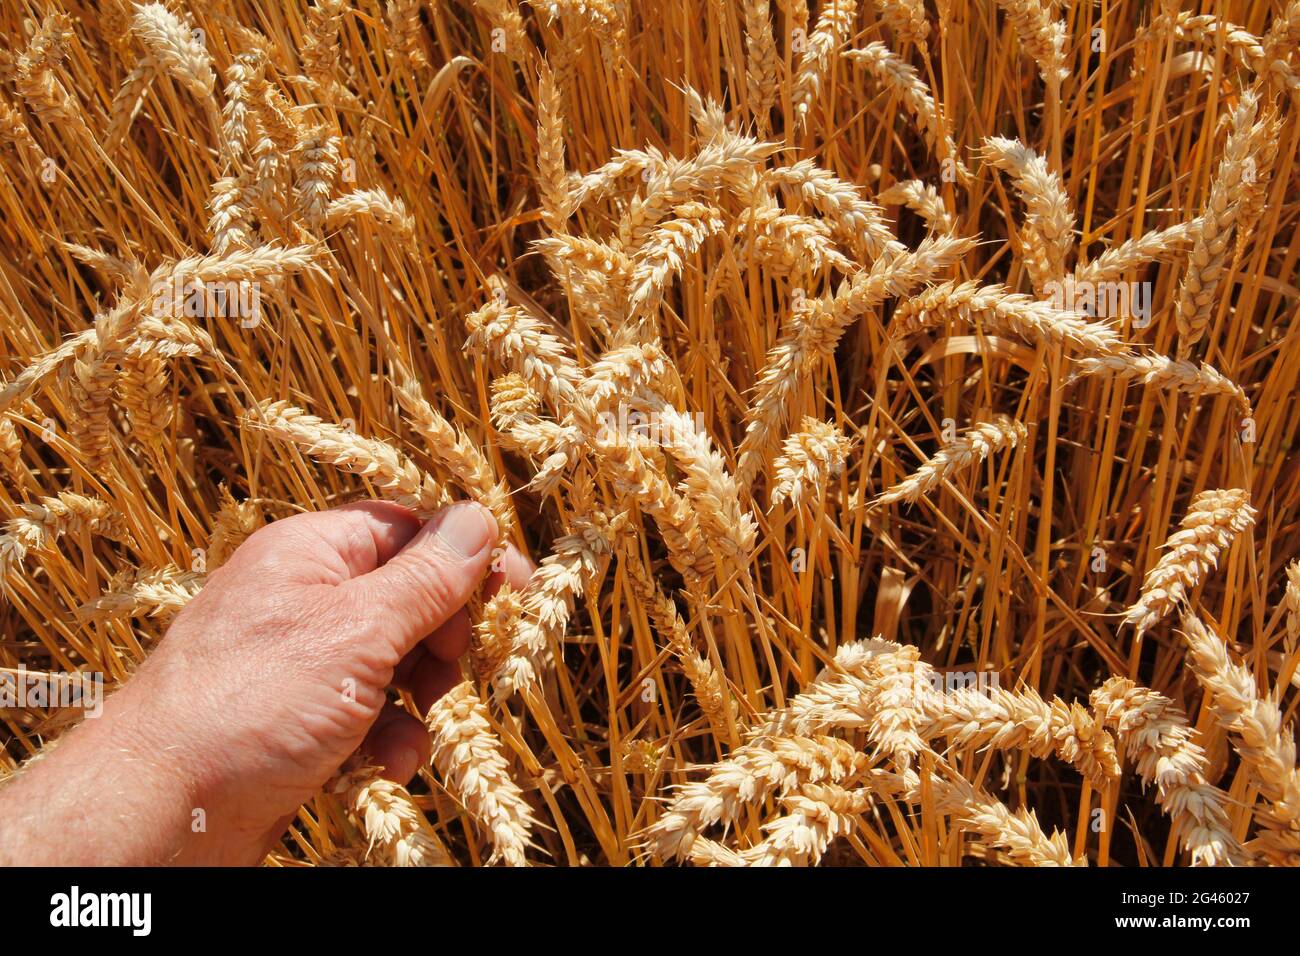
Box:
[844,43,966,181]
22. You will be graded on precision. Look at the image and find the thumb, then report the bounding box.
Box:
[345,502,498,656]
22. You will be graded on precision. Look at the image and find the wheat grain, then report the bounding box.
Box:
[920,685,1120,788]
[301,0,347,84]
[0,416,20,478]
[394,371,513,536]
[119,352,174,453]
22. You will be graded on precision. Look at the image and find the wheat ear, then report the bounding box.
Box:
[425,681,538,866]
[76,566,204,622]
[1091,677,1245,866]
[770,418,852,508]
[129,2,215,98]
[342,766,456,867]
[892,279,1127,356]
[1124,488,1257,635]
[244,400,450,517]
[844,43,967,182]
[1179,613,1300,837]
[743,0,779,129]
[1174,92,1261,359]
[791,0,858,126]
[981,136,1074,289]
[875,416,1026,506]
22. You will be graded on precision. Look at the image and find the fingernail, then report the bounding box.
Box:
[430,502,495,558]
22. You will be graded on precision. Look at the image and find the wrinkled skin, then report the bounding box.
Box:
[0,501,533,866]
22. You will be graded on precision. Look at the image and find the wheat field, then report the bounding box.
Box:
[0,0,1298,867]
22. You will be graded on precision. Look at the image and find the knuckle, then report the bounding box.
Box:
[385,552,464,621]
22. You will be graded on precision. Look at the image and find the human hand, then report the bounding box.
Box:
[0,500,532,866]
